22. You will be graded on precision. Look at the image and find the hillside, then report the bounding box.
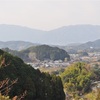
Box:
[77,39,100,50]
[0,24,100,45]
[3,45,70,62]
[0,49,65,100]
[60,39,100,53]
[0,41,38,50]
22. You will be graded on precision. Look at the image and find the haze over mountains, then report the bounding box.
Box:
[61,39,100,52]
[76,39,100,50]
[1,39,100,52]
[0,41,38,50]
[0,24,100,45]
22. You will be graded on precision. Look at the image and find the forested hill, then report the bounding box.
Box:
[0,24,100,45]
[61,39,100,53]
[75,39,100,50]
[3,45,70,62]
[0,49,65,100]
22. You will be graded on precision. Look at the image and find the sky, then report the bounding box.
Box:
[0,0,100,30]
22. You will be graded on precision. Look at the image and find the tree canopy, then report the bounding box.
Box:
[60,62,93,96]
[0,49,65,100]
[3,45,70,62]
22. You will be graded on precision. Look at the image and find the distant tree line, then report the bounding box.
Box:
[3,45,70,62]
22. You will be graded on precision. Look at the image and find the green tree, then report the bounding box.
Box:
[0,49,65,100]
[61,62,93,96]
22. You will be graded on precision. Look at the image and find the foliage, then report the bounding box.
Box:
[84,88,100,100]
[51,68,65,75]
[0,49,65,100]
[3,45,70,62]
[22,45,70,61]
[0,94,11,100]
[60,62,93,96]
[91,64,100,81]
[96,88,100,100]
[85,91,96,100]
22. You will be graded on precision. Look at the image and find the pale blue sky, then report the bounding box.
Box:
[0,0,100,30]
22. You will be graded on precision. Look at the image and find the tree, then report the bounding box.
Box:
[61,62,93,96]
[0,49,65,100]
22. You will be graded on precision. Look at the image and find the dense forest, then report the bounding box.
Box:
[0,49,65,100]
[1,48,100,100]
[3,45,70,62]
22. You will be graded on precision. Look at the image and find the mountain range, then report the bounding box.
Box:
[1,39,100,52]
[61,39,100,53]
[0,41,37,50]
[75,39,100,50]
[0,24,100,45]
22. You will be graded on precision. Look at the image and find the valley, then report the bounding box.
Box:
[1,40,100,100]
[0,0,100,99]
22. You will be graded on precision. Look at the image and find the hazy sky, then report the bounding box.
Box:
[0,0,100,30]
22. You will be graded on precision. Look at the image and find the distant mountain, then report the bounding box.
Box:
[77,39,100,50]
[61,39,100,53]
[0,41,38,50]
[3,45,70,62]
[0,24,100,45]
